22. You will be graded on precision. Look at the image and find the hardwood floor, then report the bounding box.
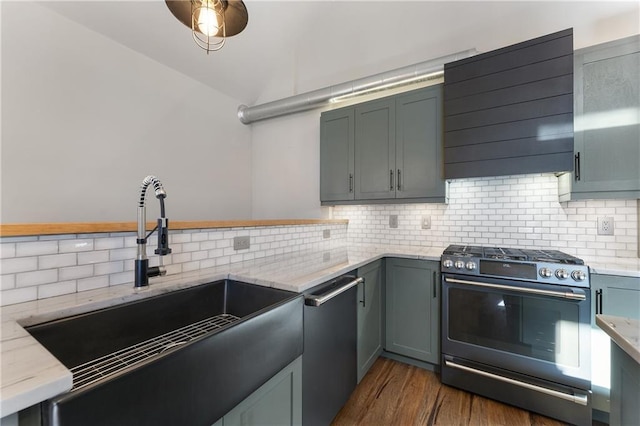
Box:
[332,357,575,426]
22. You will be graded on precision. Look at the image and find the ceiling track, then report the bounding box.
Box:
[237,49,477,124]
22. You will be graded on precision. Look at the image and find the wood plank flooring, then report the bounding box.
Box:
[332,357,575,426]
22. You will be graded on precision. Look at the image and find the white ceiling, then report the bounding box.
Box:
[41,1,639,106]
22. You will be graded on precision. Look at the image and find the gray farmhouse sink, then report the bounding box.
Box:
[26,279,303,426]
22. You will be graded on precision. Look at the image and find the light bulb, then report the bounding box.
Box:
[196,6,220,37]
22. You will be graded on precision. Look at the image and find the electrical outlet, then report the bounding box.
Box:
[233,235,250,250]
[323,229,331,239]
[597,217,614,235]
[421,215,431,230]
[389,215,398,229]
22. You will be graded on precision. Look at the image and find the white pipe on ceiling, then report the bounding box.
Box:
[237,48,477,124]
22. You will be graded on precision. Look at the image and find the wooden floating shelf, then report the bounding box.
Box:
[0,219,349,237]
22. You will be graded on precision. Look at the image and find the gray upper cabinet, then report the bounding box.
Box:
[354,97,396,200]
[320,108,355,202]
[444,29,575,179]
[320,85,447,205]
[558,34,640,201]
[395,87,446,200]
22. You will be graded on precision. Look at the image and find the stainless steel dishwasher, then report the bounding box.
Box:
[303,274,364,426]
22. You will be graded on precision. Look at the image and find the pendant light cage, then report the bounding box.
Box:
[191,0,227,53]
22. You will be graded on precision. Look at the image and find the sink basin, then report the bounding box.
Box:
[26,279,303,426]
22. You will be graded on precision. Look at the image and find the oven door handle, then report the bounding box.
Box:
[444,360,589,406]
[444,277,586,301]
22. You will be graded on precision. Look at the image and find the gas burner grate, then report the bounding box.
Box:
[69,313,240,392]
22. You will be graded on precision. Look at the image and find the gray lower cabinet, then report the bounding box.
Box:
[320,85,447,205]
[385,258,439,364]
[216,356,302,426]
[610,342,640,426]
[357,260,383,383]
[558,34,640,201]
[591,274,640,414]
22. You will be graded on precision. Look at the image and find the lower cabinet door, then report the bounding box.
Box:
[385,258,440,364]
[220,356,302,426]
[357,260,383,382]
[610,342,640,426]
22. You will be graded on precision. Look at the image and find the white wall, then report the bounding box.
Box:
[1,2,252,223]
[250,110,329,219]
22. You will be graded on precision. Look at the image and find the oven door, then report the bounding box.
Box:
[442,274,591,390]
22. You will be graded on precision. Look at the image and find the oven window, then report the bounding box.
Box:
[448,287,581,367]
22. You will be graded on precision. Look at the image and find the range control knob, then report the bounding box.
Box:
[571,270,587,281]
[454,260,465,270]
[555,269,569,280]
[443,259,453,269]
[465,261,477,271]
[539,268,553,278]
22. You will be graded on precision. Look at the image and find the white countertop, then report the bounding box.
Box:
[596,315,640,365]
[1,243,638,418]
[586,256,640,278]
[0,244,443,418]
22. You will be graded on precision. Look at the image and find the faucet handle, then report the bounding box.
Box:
[155,218,172,256]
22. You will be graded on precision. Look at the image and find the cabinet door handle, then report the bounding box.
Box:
[349,173,354,193]
[359,280,366,307]
[390,170,394,191]
[574,152,581,181]
[433,271,437,298]
[596,289,603,314]
[397,169,401,191]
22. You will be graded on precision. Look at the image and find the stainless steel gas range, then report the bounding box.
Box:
[440,245,591,425]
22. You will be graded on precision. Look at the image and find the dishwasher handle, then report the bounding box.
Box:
[305,276,364,307]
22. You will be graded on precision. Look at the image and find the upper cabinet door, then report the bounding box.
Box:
[395,86,446,199]
[320,108,355,202]
[573,35,640,195]
[443,29,575,179]
[354,98,396,200]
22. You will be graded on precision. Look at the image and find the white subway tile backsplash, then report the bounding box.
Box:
[38,280,77,299]
[170,233,192,244]
[1,244,16,259]
[94,261,124,276]
[59,239,94,253]
[94,237,124,250]
[109,272,133,286]
[2,181,635,307]
[77,276,109,292]
[16,269,58,287]
[78,250,110,265]
[334,173,638,260]
[1,257,38,274]
[59,265,94,281]
[110,248,137,261]
[16,241,58,257]
[1,274,15,290]
[39,253,77,269]
[1,287,38,306]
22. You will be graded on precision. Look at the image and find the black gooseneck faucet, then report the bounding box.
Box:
[135,175,172,289]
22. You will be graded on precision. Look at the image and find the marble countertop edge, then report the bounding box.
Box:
[596,314,640,365]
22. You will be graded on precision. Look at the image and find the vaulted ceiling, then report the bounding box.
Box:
[41,1,639,105]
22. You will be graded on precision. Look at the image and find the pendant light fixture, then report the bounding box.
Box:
[166,0,248,54]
